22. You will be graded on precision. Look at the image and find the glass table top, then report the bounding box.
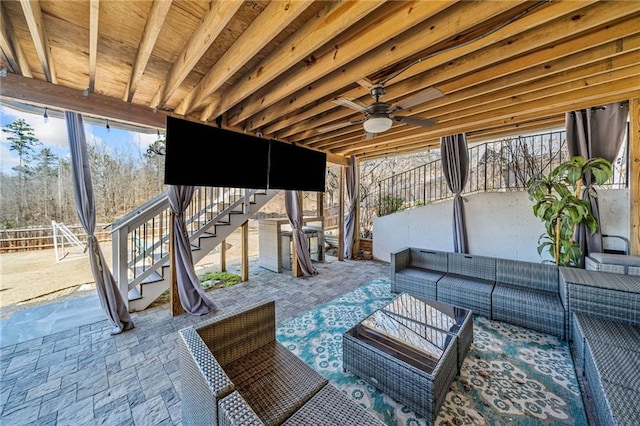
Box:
[355,293,470,372]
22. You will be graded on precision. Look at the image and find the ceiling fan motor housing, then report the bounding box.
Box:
[364,101,393,133]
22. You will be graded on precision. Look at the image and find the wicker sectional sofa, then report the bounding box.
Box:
[391,247,640,424]
[390,248,566,339]
[178,300,384,425]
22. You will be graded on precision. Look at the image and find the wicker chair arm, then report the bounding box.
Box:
[178,326,235,425]
[391,247,411,272]
[218,391,264,426]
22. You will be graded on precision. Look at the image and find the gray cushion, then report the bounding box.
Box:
[496,258,558,293]
[588,252,640,267]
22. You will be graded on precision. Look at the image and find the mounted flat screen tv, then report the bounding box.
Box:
[164,116,326,191]
[164,116,269,188]
[268,140,327,192]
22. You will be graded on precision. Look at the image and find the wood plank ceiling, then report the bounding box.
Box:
[1,0,639,165]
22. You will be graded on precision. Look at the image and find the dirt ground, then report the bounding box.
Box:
[0,222,261,319]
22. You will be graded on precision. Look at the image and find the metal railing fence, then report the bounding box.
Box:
[376,130,628,218]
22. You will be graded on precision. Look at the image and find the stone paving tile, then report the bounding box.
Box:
[0,257,389,425]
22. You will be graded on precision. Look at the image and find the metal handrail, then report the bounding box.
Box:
[375,130,628,217]
[111,186,262,299]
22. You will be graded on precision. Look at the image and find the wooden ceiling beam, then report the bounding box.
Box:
[175,0,314,116]
[263,0,599,137]
[414,61,640,129]
[124,0,172,102]
[0,2,31,76]
[278,5,638,140]
[283,30,637,143]
[88,0,99,93]
[246,0,530,132]
[328,75,637,153]
[151,0,244,109]
[301,22,640,149]
[19,0,56,83]
[1,72,166,129]
[0,73,350,167]
[197,0,387,121]
[339,79,639,156]
[225,1,456,127]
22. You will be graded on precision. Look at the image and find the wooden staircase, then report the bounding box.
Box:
[110,187,278,312]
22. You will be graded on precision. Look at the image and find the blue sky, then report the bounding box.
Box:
[0,104,160,174]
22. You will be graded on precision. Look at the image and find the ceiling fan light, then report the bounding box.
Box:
[363,115,392,133]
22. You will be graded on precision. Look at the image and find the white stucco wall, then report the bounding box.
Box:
[373,189,629,263]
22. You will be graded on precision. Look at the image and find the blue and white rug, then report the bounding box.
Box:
[276,279,587,425]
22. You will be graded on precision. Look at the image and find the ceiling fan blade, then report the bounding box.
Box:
[394,87,444,110]
[333,97,368,112]
[316,119,363,133]
[393,115,437,127]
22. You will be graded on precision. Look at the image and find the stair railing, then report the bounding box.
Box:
[110,186,260,302]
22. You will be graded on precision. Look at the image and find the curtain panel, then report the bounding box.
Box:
[441,133,470,253]
[167,185,217,315]
[566,101,629,263]
[65,112,134,335]
[285,190,318,276]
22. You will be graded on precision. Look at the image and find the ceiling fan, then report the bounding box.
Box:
[319,83,444,139]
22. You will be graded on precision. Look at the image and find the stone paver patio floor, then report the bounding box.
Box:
[0,256,389,425]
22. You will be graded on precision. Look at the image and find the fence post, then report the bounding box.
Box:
[378,181,382,216]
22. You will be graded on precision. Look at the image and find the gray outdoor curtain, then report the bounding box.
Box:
[285,190,318,276]
[566,101,629,262]
[344,156,358,259]
[65,112,134,335]
[441,133,470,253]
[167,185,216,315]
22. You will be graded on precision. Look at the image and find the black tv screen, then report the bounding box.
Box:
[164,116,269,188]
[268,140,326,192]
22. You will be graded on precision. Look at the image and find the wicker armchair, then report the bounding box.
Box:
[178,300,384,425]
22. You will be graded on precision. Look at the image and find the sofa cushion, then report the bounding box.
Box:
[225,341,328,425]
[410,248,448,272]
[496,258,559,293]
[492,283,565,339]
[283,383,385,425]
[446,253,496,281]
[437,274,494,318]
[394,267,444,299]
[588,252,640,266]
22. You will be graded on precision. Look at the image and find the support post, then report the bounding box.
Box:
[317,191,324,217]
[292,191,304,277]
[169,212,184,316]
[353,158,361,259]
[220,238,227,272]
[241,221,249,281]
[630,98,640,256]
[338,166,345,261]
[317,191,325,262]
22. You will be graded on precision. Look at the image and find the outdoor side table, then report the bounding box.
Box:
[343,293,472,421]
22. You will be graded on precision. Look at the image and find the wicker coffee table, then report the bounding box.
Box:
[343,293,472,421]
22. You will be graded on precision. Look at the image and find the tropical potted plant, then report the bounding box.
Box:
[526,156,612,266]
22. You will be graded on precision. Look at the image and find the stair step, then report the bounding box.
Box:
[135,270,163,284]
[128,287,142,301]
[125,189,279,312]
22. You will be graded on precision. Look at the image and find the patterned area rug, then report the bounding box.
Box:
[276,280,587,425]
